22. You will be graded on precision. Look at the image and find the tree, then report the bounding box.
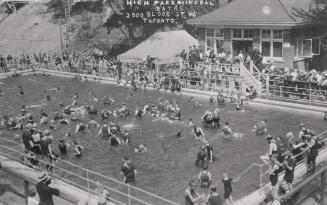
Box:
[103,0,161,48]
[293,0,327,71]
[293,0,327,23]
[103,0,222,49]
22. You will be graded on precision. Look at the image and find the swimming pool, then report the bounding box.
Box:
[0,74,325,204]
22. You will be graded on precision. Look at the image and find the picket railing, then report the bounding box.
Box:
[0,136,179,205]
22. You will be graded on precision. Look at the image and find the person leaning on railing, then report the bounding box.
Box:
[36,172,59,205]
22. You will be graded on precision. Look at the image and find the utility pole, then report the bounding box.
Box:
[64,0,72,57]
[59,24,64,59]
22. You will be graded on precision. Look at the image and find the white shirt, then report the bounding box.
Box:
[268,142,277,156]
[291,71,298,81]
[316,73,323,84]
[238,53,244,62]
[27,197,39,205]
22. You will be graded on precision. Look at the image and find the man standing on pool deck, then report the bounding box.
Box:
[36,172,59,205]
[260,135,278,164]
[283,152,296,189]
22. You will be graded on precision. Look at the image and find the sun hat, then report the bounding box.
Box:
[286,132,294,139]
[38,172,50,183]
[25,123,33,129]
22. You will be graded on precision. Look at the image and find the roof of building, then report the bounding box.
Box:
[118,30,198,64]
[188,0,318,27]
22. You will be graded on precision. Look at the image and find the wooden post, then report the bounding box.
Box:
[128,184,131,205]
[59,25,64,60]
[280,86,282,98]
[250,60,253,74]
[24,180,29,205]
[321,171,326,205]
[266,75,270,96]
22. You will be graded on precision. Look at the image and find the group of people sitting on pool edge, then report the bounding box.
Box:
[258,122,326,202]
[209,89,256,113]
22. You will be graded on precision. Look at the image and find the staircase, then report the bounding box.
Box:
[239,61,266,95]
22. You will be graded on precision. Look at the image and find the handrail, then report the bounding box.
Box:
[0,136,179,205]
[0,144,150,205]
[233,129,327,190]
[0,150,92,205]
[240,64,259,82]
[267,84,323,91]
[263,95,327,108]
[265,74,323,84]
[250,61,262,75]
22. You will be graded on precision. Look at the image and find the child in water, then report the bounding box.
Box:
[222,121,232,141]
[58,138,70,155]
[73,141,84,158]
[135,144,147,153]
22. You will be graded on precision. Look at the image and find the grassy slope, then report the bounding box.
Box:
[0,4,63,56]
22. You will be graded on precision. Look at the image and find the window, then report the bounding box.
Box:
[303,39,312,57]
[262,30,271,39]
[205,28,225,54]
[312,38,321,55]
[294,40,299,56]
[262,42,271,57]
[273,30,283,39]
[206,28,214,37]
[244,29,254,38]
[297,39,303,57]
[215,29,224,38]
[216,40,224,50]
[261,29,283,58]
[273,42,283,57]
[231,29,254,39]
[206,39,214,50]
[233,29,242,38]
[295,37,321,58]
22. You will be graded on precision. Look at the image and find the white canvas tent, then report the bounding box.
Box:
[118,30,198,64]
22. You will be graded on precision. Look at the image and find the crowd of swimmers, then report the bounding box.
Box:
[3,68,327,205]
[0,79,196,187]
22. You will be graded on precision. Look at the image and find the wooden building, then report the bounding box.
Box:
[188,0,327,70]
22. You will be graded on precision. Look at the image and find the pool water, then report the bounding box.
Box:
[0,74,325,204]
